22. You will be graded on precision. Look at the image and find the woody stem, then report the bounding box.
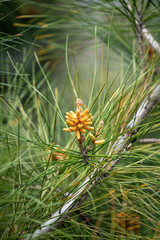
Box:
[78,134,90,163]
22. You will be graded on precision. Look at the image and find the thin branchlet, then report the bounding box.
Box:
[26,83,160,240]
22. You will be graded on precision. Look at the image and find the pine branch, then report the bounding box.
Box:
[140,138,160,143]
[25,83,160,240]
[25,3,160,239]
[124,0,160,55]
[142,27,160,54]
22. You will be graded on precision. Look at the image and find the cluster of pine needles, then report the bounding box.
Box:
[0,0,160,240]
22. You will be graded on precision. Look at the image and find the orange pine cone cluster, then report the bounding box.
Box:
[51,146,66,161]
[115,211,140,234]
[63,99,94,140]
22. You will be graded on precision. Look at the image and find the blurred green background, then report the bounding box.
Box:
[0,0,136,96]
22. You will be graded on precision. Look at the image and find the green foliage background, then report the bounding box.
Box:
[0,0,160,239]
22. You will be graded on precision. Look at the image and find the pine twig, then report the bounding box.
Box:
[124,1,146,71]
[142,27,160,54]
[140,138,160,143]
[124,0,160,55]
[78,135,91,163]
[25,84,160,240]
[135,8,146,71]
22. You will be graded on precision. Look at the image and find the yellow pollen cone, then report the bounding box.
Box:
[87,117,93,121]
[84,126,94,130]
[80,128,86,133]
[70,111,76,116]
[66,112,76,119]
[63,100,94,140]
[63,128,71,132]
[89,133,96,141]
[80,115,89,122]
[69,126,77,131]
[71,118,79,123]
[78,123,83,128]
[94,140,105,145]
[76,130,81,139]
[66,120,75,126]
[81,109,89,117]
[76,110,80,118]
[83,121,92,126]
